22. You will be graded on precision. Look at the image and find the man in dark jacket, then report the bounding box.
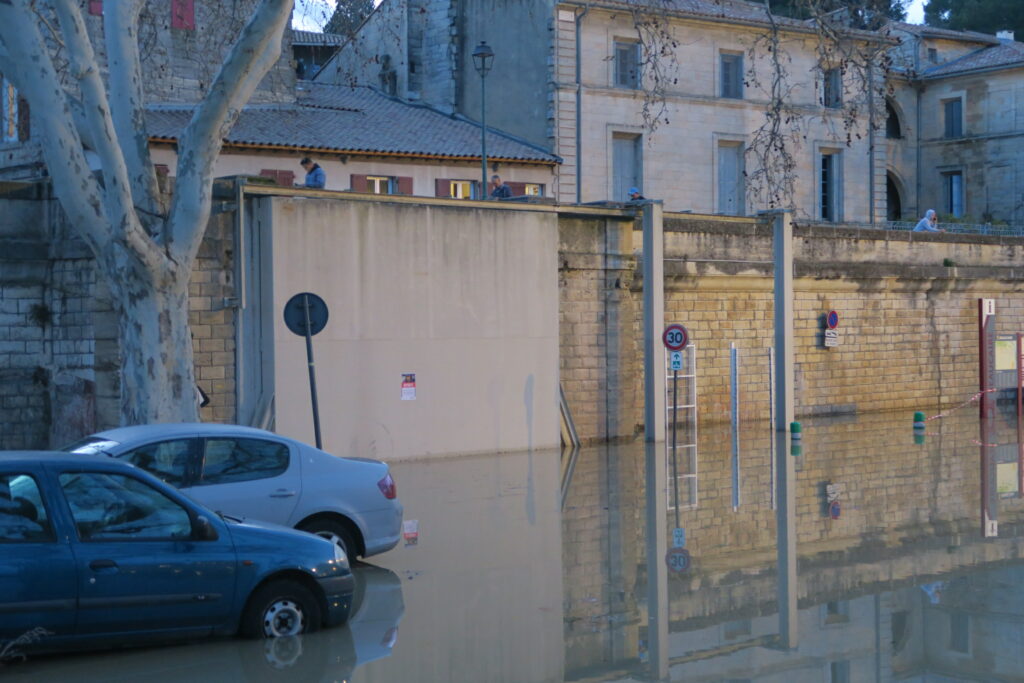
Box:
[490,174,512,199]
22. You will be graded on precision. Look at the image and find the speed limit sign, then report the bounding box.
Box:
[662,324,688,351]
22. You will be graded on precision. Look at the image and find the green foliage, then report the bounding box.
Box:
[325,0,375,36]
[923,0,1024,37]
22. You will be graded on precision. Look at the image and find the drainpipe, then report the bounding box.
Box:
[575,5,589,204]
[868,62,875,224]
[914,34,922,215]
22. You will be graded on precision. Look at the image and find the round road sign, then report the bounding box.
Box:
[666,547,690,573]
[827,310,840,330]
[283,292,329,337]
[662,324,689,351]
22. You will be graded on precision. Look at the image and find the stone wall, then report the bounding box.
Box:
[0,181,238,449]
[559,210,1024,442]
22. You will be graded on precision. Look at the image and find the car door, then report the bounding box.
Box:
[55,468,237,637]
[182,436,302,526]
[0,470,78,643]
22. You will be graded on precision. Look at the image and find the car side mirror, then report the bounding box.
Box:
[193,515,219,541]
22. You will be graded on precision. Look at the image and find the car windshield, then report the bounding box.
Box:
[60,437,121,456]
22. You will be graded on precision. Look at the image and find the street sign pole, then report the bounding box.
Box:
[302,294,323,450]
[671,361,679,528]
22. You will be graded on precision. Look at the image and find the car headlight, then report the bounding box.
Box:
[334,543,349,567]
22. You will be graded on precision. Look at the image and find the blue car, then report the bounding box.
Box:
[0,452,355,653]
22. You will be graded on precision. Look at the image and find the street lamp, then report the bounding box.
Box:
[472,41,494,199]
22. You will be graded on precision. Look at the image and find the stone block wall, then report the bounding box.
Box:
[559,211,1024,442]
[0,184,238,449]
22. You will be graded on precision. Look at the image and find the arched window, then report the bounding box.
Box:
[886,100,902,139]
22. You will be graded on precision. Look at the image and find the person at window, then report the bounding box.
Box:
[628,186,645,201]
[490,174,512,199]
[913,209,944,233]
[299,157,326,189]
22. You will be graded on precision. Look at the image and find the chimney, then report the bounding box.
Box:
[996,30,1015,42]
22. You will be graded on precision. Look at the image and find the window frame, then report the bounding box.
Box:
[367,175,396,195]
[196,436,292,487]
[523,183,544,197]
[613,40,640,89]
[942,169,964,217]
[822,67,842,109]
[943,97,963,139]
[57,470,195,543]
[817,147,843,222]
[1,74,19,144]
[449,180,476,199]
[0,473,56,544]
[719,51,744,100]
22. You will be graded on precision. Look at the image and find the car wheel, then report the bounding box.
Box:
[240,580,322,639]
[298,518,358,560]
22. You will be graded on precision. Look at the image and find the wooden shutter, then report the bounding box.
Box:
[154,164,170,176]
[260,169,294,186]
[435,179,451,198]
[396,176,413,195]
[350,174,369,192]
[89,1,103,15]
[506,182,527,197]
[16,95,29,141]
[171,0,195,30]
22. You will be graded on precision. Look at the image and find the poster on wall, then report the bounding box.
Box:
[401,373,416,400]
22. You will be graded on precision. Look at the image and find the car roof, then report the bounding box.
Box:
[91,423,294,443]
[0,451,120,468]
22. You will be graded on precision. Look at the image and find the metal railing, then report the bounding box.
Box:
[809,220,1024,237]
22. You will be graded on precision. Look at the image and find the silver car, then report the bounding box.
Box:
[63,423,403,559]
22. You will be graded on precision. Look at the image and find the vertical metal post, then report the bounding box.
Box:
[642,201,668,680]
[480,74,488,197]
[671,367,680,528]
[731,343,740,511]
[768,347,776,510]
[771,210,797,649]
[302,294,323,450]
[1018,333,1023,498]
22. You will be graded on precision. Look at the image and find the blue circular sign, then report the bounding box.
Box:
[827,310,840,330]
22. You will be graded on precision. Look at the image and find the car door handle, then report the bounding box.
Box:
[89,559,118,571]
[270,489,297,498]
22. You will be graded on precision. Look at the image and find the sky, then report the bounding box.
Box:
[292,0,928,32]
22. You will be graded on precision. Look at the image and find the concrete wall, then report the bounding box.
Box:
[265,195,561,459]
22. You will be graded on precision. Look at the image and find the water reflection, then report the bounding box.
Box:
[6,411,1024,681]
[2,562,404,682]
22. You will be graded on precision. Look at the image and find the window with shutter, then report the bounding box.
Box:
[720,53,743,99]
[171,0,195,30]
[435,179,450,198]
[350,174,369,192]
[259,169,294,187]
[614,42,639,89]
[1,75,18,143]
[943,99,962,138]
[823,68,842,108]
[396,177,413,195]
[16,96,29,141]
[505,182,527,196]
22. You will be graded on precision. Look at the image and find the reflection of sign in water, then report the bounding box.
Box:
[403,519,419,546]
[401,373,416,401]
[666,547,690,573]
[995,338,1017,370]
[672,527,686,548]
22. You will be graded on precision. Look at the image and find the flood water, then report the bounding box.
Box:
[5,407,1024,681]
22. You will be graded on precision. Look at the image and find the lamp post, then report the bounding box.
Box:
[472,41,494,199]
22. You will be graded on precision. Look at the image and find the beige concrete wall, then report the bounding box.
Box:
[268,195,561,459]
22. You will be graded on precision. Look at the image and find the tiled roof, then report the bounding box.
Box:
[291,30,345,46]
[888,22,999,45]
[585,0,808,29]
[145,84,559,164]
[922,40,1024,77]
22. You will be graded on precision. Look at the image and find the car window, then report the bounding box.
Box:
[116,439,193,487]
[199,438,290,486]
[58,472,192,541]
[0,474,54,543]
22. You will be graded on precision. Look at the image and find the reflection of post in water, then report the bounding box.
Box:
[979,298,998,537]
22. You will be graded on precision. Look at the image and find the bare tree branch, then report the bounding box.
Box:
[169,0,292,266]
[105,0,163,224]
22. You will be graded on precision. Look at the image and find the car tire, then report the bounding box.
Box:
[298,518,358,560]
[240,580,322,639]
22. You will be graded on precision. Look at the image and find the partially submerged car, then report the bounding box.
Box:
[0,452,354,652]
[63,423,403,559]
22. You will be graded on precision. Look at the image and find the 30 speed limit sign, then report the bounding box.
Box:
[662,324,688,351]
